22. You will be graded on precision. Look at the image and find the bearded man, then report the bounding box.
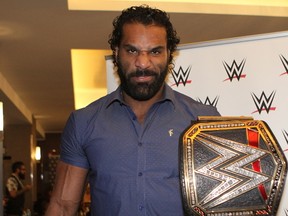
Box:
[45,5,220,216]
[5,161,31,216]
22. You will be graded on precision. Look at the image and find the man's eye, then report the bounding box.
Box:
[127,49,138,54]
[151,50,161,55]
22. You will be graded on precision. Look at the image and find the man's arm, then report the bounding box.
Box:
[45,161,89,216]
[8,184,31,198]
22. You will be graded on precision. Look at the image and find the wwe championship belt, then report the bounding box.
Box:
[180,117,287,216]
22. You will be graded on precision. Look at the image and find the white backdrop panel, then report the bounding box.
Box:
[106,31,288,215]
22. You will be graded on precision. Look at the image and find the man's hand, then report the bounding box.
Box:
[24,184,32,191]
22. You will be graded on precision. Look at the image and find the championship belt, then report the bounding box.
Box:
[180,116,287,216]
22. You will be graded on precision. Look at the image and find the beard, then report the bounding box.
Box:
[117,61,169,101]
[18,172,25,180]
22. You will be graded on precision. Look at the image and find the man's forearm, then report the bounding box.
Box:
[45,197,80,216]
[16,188,27,196]
[9,187,28,198]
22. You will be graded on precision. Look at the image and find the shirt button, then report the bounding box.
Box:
[138,142,142,146]
[138,205,144,211]
[138,172,143,176]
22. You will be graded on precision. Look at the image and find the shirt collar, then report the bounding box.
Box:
[105,86,124,108]
[105,83,176,109]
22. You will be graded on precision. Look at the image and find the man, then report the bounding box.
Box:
[5,161,31,216]
[45,5,220,215]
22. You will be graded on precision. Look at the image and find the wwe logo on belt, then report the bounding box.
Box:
[195,130,269,209]
[279,54,288,76]
[171,65,192,87]
[251,91,276,114]
[223,59,247,82]
[197,96,219,107]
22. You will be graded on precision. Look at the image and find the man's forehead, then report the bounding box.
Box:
[120,23,167,48]
[122,22,166,33]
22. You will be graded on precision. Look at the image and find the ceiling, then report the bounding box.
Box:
[1,0,288,138]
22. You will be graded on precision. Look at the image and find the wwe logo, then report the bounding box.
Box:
[223,59,246,82]
[279,55,288,76]
[171,66,192,87]
[283,130,288,146]
[197,96,219,107]
[283,129,288,155]
[251,91,276,114]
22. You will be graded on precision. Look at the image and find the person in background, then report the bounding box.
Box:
[5,161,31,216]
[45,5,220,215]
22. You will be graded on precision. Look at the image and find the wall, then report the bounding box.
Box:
[35,133,61,214]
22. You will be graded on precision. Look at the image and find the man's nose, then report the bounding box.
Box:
[135,51,151,69]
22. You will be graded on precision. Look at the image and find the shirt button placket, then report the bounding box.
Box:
[138,205,144,211]
[137,139,145,215]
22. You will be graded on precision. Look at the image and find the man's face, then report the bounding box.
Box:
[116,23,170,101]
[18,165,26,180]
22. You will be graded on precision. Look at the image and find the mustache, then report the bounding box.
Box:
[128,69,157,78]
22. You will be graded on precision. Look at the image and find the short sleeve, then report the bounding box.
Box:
[6,177,17,192]
[60,113,90,169]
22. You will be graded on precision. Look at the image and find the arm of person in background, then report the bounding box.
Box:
[8,184,31,198]
[45,160,88,216]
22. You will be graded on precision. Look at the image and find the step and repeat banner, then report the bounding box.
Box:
[106,31,288,215]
